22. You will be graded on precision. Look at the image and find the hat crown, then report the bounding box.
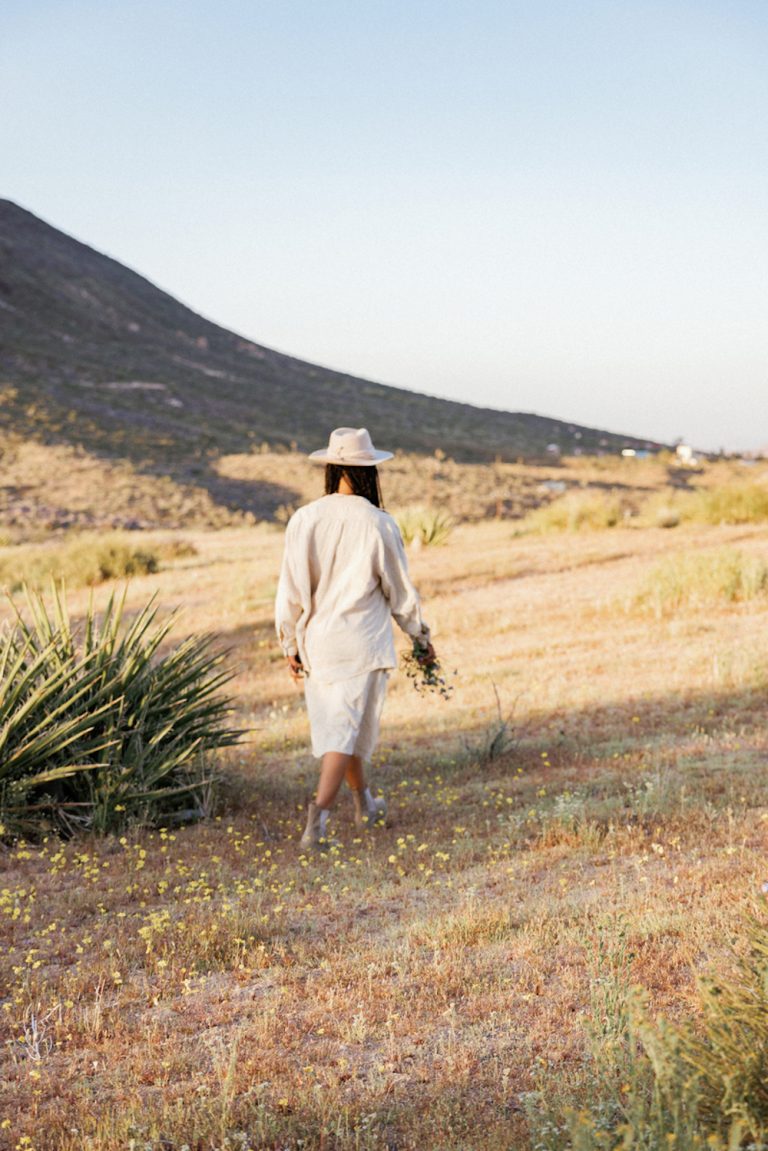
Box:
[328,427,375,460]
[308,426,394,465]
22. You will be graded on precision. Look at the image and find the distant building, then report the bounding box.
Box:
[676,443,698,466]
[621,448,651,458]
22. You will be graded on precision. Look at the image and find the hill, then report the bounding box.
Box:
[0,200,661,498]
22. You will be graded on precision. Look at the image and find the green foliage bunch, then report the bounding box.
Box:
[524,491,623,533]
[635,491,684,529]
[0,584,240,838]
[635,549,768,618]
[525,919,768,1150]
[675,922,768,1137]
[688,481,768,525]
[638,481,768,531]
[395,506,454,547]
[0,532,159,592]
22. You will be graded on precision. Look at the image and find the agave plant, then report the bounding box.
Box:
[1,583,241,837]
[0,633,115,804]
[395,506,454,548]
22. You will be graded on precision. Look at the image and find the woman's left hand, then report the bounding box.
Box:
[287,655,304,682]
[416,642,437,666]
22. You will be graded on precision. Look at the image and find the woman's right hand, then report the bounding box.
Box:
[287,654,304,682]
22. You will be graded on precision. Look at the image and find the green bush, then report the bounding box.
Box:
[395,506,454,547]
[524,491,624,533]
[0,532,159,592]
[154,536,198,561]
[635,491,684,529]
[525,919,768,1150]
[634,549,768,618]
[0,584,241,838]
[689,482,768,525]
[637,481,768,530]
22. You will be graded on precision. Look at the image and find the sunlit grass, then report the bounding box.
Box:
[3,518,768,1148]
[633,548,768,618]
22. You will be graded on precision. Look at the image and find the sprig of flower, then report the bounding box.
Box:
[401,639,454,700]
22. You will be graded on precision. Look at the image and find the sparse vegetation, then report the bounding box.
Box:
[2,420,766,536]
[523,490,625,532]
[154,536,199,561]
[634,548,768,617]
[0,532,159,591]
[686,480,768,525]
[461,683,517,764]
[0,532,201,592]
[3,515,768,1149]
[395,505,454,547]
[636,490,685,529]
[519,472,768,536]
[526,919,768,1149]
[636,480,768,531]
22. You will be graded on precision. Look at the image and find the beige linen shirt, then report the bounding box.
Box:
[275,493,430,683]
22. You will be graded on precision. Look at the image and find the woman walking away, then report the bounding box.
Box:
[275,427,436,849]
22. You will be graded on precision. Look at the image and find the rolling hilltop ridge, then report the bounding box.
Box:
[0,200,662,461]
[0,199,665,527]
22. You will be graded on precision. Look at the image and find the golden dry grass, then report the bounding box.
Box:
[4,427,765,540]
[2,516,768,1149]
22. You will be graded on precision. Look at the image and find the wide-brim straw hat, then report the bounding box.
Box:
[308,427,394,466]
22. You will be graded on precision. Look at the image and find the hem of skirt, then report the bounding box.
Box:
[305,664,394,685]
[310,736,378,759]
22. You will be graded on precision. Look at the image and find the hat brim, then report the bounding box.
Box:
[308,449,394,465]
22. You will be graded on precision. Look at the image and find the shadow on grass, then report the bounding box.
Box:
[217,676,768,825]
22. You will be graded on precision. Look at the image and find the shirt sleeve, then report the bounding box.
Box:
[274,519,302,657]
[377,517,431,643]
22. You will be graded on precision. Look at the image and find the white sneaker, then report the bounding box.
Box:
[366,795,387,825]
[352,790,387,828]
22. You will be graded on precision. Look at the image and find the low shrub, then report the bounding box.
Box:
[461,683,516,764]
[154,536,199,561]
[525,917,768,1149]
[634,549,768,618]
[526,480,768,534]
[635,491,684,529]
[0,583,241,838]
[637,481,768,530]
[689,481,768,525]
[523,491,624,533]
[0,532,159,591]
[395,506,454,547]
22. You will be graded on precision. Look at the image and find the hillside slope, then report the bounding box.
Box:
[0,200,660,483]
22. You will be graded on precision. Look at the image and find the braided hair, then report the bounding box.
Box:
[325,464,383,508]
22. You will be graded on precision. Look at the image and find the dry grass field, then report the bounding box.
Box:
[1,430,760,538]
[3,501,768,1148]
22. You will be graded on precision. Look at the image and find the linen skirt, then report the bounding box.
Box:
[304,669,389,760]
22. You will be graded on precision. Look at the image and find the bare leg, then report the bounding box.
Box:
[345,755,365,791]
[316,751,356,810]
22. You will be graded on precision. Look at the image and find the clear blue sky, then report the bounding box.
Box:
[3,1,767,450]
